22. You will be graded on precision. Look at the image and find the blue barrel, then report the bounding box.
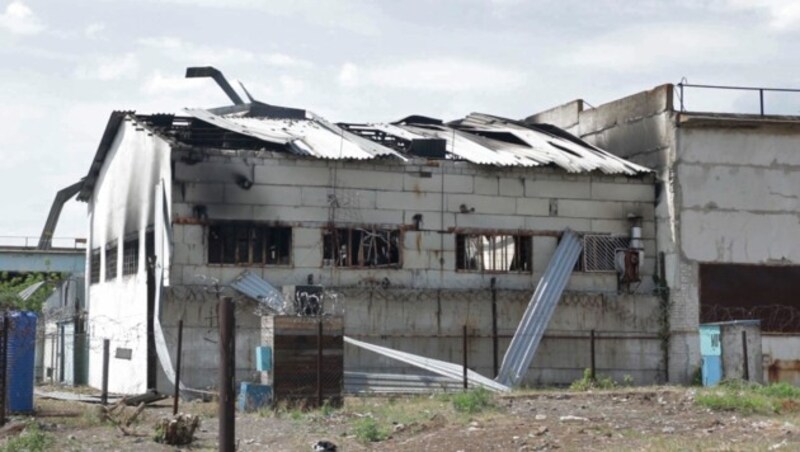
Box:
[7,311,37,413]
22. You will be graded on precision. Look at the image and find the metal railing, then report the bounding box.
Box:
[677,81,800,117]
[0,236,86,250]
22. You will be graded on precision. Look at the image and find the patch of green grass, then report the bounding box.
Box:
[1,423,53,452]
[695,380,800,415]
[695,391,776,414]
[450,388,494,414]
[353,416,389,443]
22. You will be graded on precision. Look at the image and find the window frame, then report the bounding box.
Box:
[322,226,402,269]
[207,222,292,266]
[455,232,533,274]
[105,242,118,281]
[122,236,140,276]
[90,248,101,284]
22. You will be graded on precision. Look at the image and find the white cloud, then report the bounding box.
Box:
[0,1,45,35]
[561,22,762,72]
[74,53,139,81]
[138,36,312,68]
[84,22,105,39]
[141,71,206,95]
[139,0,383,35]
[339,58,525,92]
[723,0,800,30]
[338,62,359,87]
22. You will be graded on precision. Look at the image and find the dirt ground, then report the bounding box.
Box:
[5,386,799,451]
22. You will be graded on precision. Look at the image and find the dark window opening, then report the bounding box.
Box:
[90,248,101,284]
[208,222,292,265]
[122,238,139,276]
[323,227,401,268]
[105,243,118,281]
[700,264,800,333]
[456,234,532,273]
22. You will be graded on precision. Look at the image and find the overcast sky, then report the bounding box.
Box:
[1,0,799,241]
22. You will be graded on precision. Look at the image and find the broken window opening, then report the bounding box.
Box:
[323,227,401,268]
[105,242,118,281]
[208,222,292,265]
[90,248,101,284]
[122,237,139,276]
[456,234,532,273]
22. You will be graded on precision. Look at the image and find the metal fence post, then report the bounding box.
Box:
[0,314,8,426]
[101,339,110,405]
[590,330,596,381]
[218,297,235,452]
[491,278,499,378]
[173,319,183,416]
[742,330,749,381]
[462,325,468,390]
[317,320,323,408]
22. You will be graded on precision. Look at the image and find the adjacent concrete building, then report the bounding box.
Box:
[529,84,800,384]
[77,88,663,393]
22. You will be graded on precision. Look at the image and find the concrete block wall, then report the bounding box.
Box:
[341,288,664,386]
[171,152,657,293]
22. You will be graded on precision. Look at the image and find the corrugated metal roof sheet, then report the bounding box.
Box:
[185,108,406,161]
[229,271,287,313]
[496,229,584,387]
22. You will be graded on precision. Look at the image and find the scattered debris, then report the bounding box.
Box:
[154,413,200,446]
[312,440,338,451]
[559,415,589,423]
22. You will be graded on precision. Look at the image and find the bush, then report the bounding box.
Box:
[451,388,494,414]
[1,423,52,452]
[353,417,389,443]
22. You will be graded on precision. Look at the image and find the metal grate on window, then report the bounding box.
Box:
[456,234,532,273]
[122,238,139,276]
[323,227,401,268]
[105,243,118,280]
[90,248,101,284]
[208,223,292,265]
[583,235,630,272]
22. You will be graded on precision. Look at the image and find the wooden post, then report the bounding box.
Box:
[462,325,468,390]
[101,339,110,405]
[218,297,235,452]
[590,330,596,381]
[172,320,183,415]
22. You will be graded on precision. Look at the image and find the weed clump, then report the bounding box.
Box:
[570,368,618,391]
[1,423,52,452]
[353,417,389,443]
[451,388,494,414]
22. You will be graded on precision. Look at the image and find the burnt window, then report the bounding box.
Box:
[122,237,139,275]
[456,234,532,273]
[105,242,118,280]
[90,248,101,284]
[208,222,292,265]
[323,227,401,268]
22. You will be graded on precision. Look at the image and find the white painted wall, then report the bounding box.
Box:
[86,117,171,394]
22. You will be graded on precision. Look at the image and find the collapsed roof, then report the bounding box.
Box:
[78,98,650,201]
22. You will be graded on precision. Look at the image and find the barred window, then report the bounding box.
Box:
[105,243,118,280]
[208,222,291,265]
[582,235,630,272]
[323,227,401,268]
[456,234,532,273]
[122,238,139,275]
[90,248,101,284]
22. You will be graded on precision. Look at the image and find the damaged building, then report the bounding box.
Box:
[529,83,800,384]
[74,68,664,394]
